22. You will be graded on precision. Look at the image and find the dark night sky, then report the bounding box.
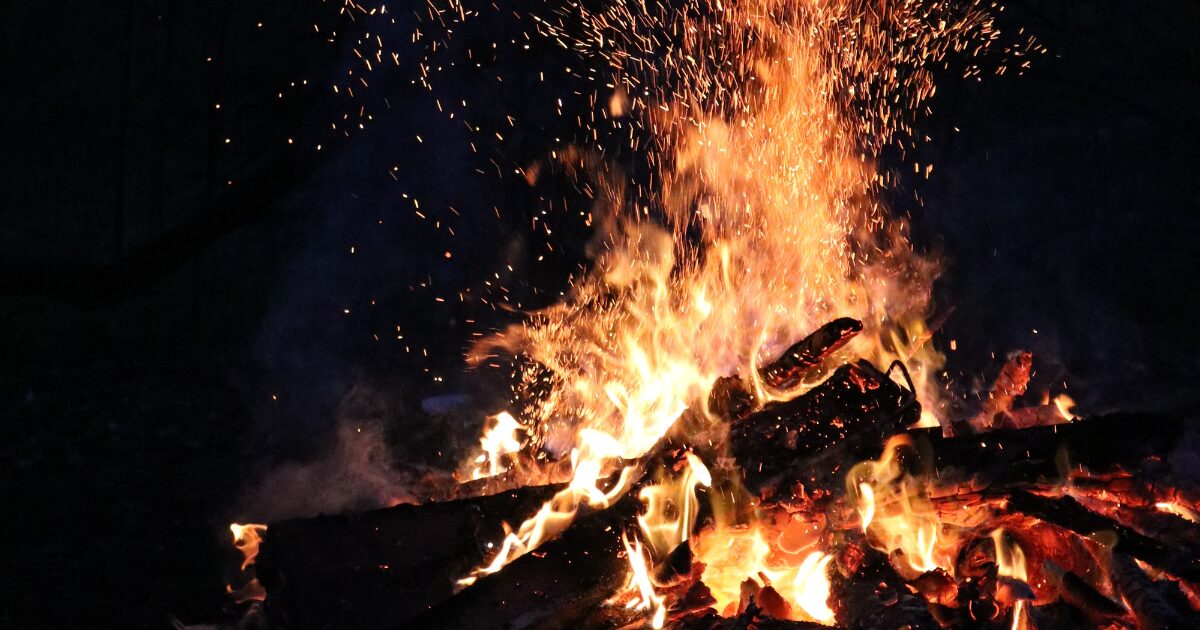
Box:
[2,1,1199,627]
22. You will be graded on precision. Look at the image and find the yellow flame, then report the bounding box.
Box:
[621,535,667,628]
[458,0,1018,609]
[991,528,1030,630]
[1053,394,1078,420]
[636,452,712,557]
[470,411,525,480]
[228,523,267,603]
[1155,501,1200,524]
[692,524,834,624]
[849,436,952,573]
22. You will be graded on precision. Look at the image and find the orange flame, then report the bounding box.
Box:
[692,523,834,624]
[228,523,267,603]
[849,436,954,573]
[992,528,1030,630]
[455,0,1023,620]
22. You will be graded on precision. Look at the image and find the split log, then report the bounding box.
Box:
[709,318,864,422]
[757,317,863,390]
[1109,552,1198,630]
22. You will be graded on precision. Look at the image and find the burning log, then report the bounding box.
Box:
[1041,560,1127,622]
[254,485,565,630]
[733,359,920,500]
[709,317,864,422]
[757,317,864,391]
[405,492,642,630]
[827,536,939,630]
[913,413,1186,501]
[1004,491,1200,583]
[676,603,840,629]
[962,350,1032,434]
[1109,552,1199,630]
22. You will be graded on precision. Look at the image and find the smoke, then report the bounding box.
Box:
[237,385,419,522]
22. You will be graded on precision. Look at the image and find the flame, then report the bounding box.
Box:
[991,528,1030,630]
[621,535,667,629]
[455,0,1022,618]
[470,411,525,480]
[1155,501,1200,524]
[228,523,267,603]
[849,435,953,573]
[1052,394,1078,420]
[636,452,712,557]
[692,523,834,624]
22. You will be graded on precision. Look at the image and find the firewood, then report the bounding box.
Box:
[915,413,1186,496]
[1108,552,1197,630]
[1005,491,1200,583]
[404,491,643,630]
[757,317,863,390]
[733,359,921,500]
[255,484,565,630]
[827,536,939,630]
[1041,559,1127,621]
[962,350,1032,434]
[707,318,863,421]
[998,404,1071,430]
[675,604,841,629]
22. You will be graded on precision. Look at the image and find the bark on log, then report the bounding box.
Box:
[757,317,863,390]
[256,485,564,630]
[733,359,920,500]
[827,536,939,630]
[1005,491,1200,583]
[915,413,1185,494]
[403,492,643,630]
[1109,552,1197,630]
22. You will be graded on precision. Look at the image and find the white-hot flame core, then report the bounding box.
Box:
[471,411,525,480]
[621,535,668,629]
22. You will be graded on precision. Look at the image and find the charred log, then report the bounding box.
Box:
[404,492,643,630]
[708,318,863,421]
[757,317,863,390]
[1005,491,1200,583]
[827,537,939,630]
[733,359,920,499]
[255,485,564,630]
[1109,552,1197,630]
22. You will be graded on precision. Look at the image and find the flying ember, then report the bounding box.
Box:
[224,2,1200,630]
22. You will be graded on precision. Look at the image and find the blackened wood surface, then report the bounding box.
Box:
[402,492,641,630]
[734,359,920,498]
[1006,491,1200,583]
[256,485,562,630]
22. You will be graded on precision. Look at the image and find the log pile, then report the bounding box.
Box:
[242,319,1200,630]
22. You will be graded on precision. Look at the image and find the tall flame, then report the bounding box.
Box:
[457,0,1028,618]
